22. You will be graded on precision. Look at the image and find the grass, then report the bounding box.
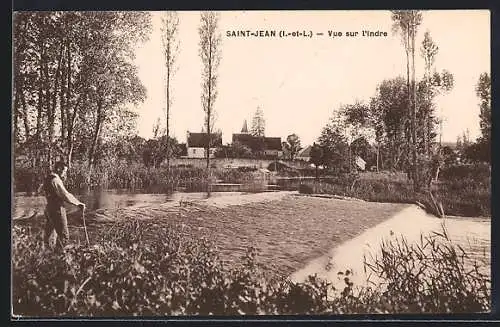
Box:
[12,218,490,316]
[297,165,490,217]
[13,161,259,194]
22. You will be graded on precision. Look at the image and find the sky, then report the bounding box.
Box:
[132,10,490,146]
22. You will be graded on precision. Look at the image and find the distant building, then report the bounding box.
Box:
[240,120,249,134]
[232,120,283,158]
[296,145,312,161]
[262,137,282,157]
[186,131,222,158]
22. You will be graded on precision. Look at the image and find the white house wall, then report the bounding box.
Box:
[187,147,216,159]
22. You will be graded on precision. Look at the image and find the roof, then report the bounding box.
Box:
[233,133,255,144]
[187,132,222,148]
[297,145,312,158]
[263,137,282,150]
[232,134,282,151]
[241,120,249,133]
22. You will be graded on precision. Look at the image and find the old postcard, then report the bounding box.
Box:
[12,10,491,317]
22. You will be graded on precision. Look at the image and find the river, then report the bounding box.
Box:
[12,189,490,287]
[12,189,248,219]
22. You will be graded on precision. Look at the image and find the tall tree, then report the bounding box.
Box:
[340,101,376,171]
[84,12,150,173]
[251,106,266,137]
[160,11,180,171]
[476,73,491,144]
[391,10,423,190]
[12,11,151,174]
[318,110,350,171]
[283,134,302,160]
[310,143,324,180]
[369,77,410,171]
[420,30,438,156]
[199,11,222,193]
[475,72,491,162]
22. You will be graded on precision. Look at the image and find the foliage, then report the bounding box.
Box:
[282,134,302,160]
[317,111,350,171]
[363,227,490,313]
[441,146,459,167]
[297,166,490,217]
[13,162,262,194]
[439,163,490,182]
[198,11,222,170]
[13,11,152,169]
[369,77,410,171]
[350,137,375,167]
[160,11,180,168]
[309,143,323,167]
[142,135,181,168]
[251,107,266,137]
[214,142,253,159]
[476,73,491,146]
[12,219,490,316]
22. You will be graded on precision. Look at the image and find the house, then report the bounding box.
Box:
[186,131,222,158]
[231,120,283,158]
[296,145,312,161]
[263,137,282,157]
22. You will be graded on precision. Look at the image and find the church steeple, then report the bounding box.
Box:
[241,119,249,134]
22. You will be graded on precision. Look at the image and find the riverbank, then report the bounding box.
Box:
[291,205,491,293]
[296,173,490,217]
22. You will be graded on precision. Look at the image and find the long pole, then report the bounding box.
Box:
[81,207,90,246]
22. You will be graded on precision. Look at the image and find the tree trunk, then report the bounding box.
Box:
[20,88,30,141]
[35,40,46,169]
[166,62,170,171]
[60,43,67,143]
[348,143,351,172]
[66,94,83,167]
[89,96,104,171]
[65,41,81,168]
[47,42,64,168]
[13,88,20,144]
[411,19,419,191]
[206,39,212,195]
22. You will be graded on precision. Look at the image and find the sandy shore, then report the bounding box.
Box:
[291,205,491,292]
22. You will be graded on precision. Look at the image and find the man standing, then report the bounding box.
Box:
[40,161,86,249]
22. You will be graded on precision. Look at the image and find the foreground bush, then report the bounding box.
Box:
[363,227,490,313]
[12,220,490,316]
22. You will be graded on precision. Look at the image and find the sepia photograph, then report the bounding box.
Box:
[11,10,491,317]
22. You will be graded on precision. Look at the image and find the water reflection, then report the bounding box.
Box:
[13,189,241,218]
